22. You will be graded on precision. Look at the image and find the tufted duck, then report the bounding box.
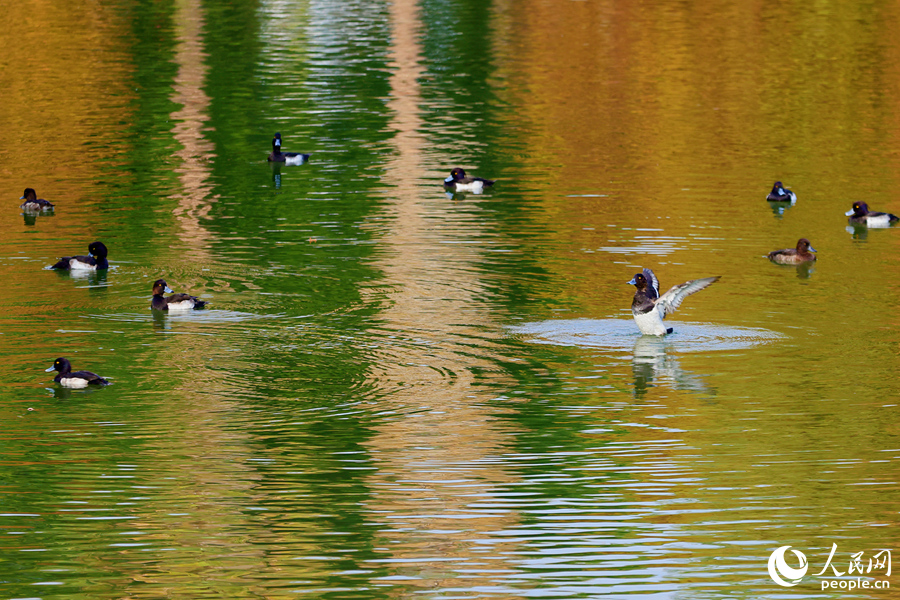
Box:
[151,279,207,311]
[50,241,109,271]
[443,168,494,193]
[766,181,797,203]
[45,357,109,388]
[768,238,817,264]
[628,268,720,336]
[267,133,310,165]
[19,188,55,212]
[845,201,898,227]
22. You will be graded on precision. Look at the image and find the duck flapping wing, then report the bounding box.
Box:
[655,276,720,318]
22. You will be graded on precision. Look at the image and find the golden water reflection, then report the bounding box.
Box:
[169,0,217,262]
[0,1,132,237]
[361,0,523,587]
[0,0,898,597]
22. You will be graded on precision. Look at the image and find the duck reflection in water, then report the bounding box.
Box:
[23,211,55,226]
[151,309,171,330]
[445,190,477,201]
[270,161,283,190]
[845,220,895,241]
[46,384,110,400]
[47,386,74,399]
[52,266,109,290]
[793,261,815,280]
[631,336,714,399]
[847,224,869,240]
[767,200,793,219]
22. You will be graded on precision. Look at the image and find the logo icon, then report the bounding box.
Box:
[768,545,809,587]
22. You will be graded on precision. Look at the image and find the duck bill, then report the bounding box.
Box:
[809,247,817,253]
[164,286,173,293]
[845,209,855,216]
[45,365,57,372]
[627,278,637,285]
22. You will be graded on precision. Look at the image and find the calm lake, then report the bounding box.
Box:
[1,0,897,598]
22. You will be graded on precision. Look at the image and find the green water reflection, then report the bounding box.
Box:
[0,0,898,598]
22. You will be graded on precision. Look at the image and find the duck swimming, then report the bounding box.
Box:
[443,168,495,193]
[19,188,55,212]
[766,181,797,203]
[768,238,817,264]
[50,241,109,270]
[267,132,310,165]
[151,279,207,311]
[628,268,720,336]
[45,357,109,388]
[845,201,899,227]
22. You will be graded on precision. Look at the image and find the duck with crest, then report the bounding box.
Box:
[50,241,108,270]
[267,132,310,165]
[766,181,797,203]
[627,268,720,336]
[46,357,109,388]
[443,168,495,193]
[845,201,898,227]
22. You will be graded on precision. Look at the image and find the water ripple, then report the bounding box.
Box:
[508,319,784,353]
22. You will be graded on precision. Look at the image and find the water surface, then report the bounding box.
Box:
[0,0,898,598]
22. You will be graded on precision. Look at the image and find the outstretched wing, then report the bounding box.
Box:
[643,268,660,298]
[656,276,720,318]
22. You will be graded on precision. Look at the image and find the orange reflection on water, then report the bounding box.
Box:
[361,0,523,587]
[169,0,217,262]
